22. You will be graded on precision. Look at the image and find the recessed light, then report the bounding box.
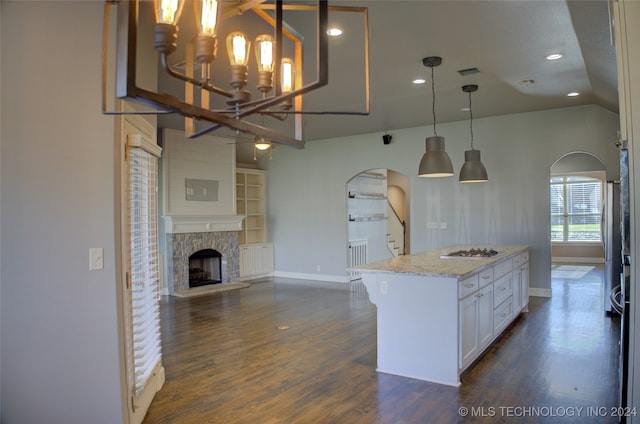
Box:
[413,78,426,85]
[567,92,580,97]
[546,53,563,60]
[327,28,343,36]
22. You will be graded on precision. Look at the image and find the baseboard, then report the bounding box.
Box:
[273,271,349,283]
[552,257,604,264]
[529,288,552,298]
[239,272,274,282]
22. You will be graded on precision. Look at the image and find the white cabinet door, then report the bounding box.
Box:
[520,263,529,309]
[239,246,255,276]
[256,243,274,274]
[477,283,494,350]
[240,243,274,278]
[513,267,522,312]
[459,293,479,369]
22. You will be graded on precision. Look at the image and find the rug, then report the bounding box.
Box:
[551,265,595,280]
[173,282,251,298]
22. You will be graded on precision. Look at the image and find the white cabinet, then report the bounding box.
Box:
[512,252,529,312]
[460,283,494,369]
[477,284,494,351]
[460,292,480,368]
[359,245,529,386]
[239,243,274,279]
[237,168,273,280]
[458,255,525,371]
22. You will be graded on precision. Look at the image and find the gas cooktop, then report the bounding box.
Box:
[440,248,500,259]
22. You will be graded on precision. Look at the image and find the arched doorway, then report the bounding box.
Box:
[549,151,615,312]
[346,168,410,282]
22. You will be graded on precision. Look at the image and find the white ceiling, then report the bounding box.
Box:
[156,0,619,163]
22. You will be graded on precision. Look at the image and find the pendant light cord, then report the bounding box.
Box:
[468,91,474,150]
[431,65,438,136]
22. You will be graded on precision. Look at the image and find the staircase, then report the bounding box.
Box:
[387,201,405,257]
[387,233,402,257]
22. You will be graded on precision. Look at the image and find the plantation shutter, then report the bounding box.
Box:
[126,134,163,398]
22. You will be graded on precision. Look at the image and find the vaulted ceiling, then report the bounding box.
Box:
[155,1,618,163]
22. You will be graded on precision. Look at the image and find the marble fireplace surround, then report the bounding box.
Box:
[164,215,243,296]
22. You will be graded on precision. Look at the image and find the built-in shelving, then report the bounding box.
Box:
[348,191,387,200]
[236,168,266,245]
[357,171,387,180]
[349,214,386,222]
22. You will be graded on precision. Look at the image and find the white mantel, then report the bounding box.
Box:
[163,215,245,234]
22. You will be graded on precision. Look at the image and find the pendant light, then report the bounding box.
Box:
[418,56,454,178]
[459,84,488,183]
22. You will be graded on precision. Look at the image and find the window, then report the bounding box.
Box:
[124,130,164,422]
[550,175,602,242]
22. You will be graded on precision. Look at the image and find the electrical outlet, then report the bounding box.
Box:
[89,247,104,271]
[316,265,321,272]
[380,280,389,295]
[440,222,448,229]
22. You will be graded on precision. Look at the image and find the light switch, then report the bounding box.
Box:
[380,280,389,295]
[90,247,104,271]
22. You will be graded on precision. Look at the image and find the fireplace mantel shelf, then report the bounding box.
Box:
[163,215,244,234]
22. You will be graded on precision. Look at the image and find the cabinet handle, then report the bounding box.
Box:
[465,283,475,288]
[500,312,508,317]
[482,275,491,279]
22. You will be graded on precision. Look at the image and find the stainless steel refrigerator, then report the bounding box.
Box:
[618,140,631,420]
[603,180,622,315]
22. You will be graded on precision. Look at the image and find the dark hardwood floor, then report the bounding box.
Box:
[143,264,621,423]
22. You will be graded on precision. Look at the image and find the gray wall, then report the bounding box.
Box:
[1,2,124,422]
[265,105,620,292]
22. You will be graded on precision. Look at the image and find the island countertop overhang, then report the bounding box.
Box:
[351,245,529,280]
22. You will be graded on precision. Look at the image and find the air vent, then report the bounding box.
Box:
[458,67,480,76]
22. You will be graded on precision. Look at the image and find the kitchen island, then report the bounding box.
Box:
[353,245,529,386]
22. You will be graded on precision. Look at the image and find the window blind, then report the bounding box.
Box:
[550,176,602,242]
[127,135,162,396]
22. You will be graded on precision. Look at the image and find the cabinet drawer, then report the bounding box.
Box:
[513,251,529,267]
[459,274,479,299]
[494,258,513,278]
[494,296,513,333]
[493,273,513,306]
[479,268,494,288]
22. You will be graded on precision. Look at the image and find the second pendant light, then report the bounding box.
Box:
[459,84,488,183]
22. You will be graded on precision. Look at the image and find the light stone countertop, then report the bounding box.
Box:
[351,245,528,279]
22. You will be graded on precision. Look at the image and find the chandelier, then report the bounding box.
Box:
[102,0,370,149]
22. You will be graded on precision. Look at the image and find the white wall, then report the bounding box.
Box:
[1,2,124,422]
[265,105,620,291]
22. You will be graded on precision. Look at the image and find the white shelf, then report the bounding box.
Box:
[236,168,267,245]
[349,191,387,200]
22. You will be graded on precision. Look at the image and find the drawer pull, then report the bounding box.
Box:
[500,312,508,317]
[464,283,475,288]
[499,286,507,291]
[482,275,491,279]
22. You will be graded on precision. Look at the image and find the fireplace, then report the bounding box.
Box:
[165,231,240,295]
[189,249,222,288]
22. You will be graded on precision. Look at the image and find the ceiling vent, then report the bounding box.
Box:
[458,67,480,76]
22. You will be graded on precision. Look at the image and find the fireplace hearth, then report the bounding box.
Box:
[189,249,222,288]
